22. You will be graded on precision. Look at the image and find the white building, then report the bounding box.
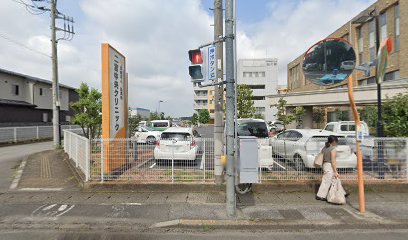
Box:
[129,107,150,119]
[237,58,279,122]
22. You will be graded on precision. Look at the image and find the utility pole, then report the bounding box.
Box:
[225,0,236,217]
[213,0,224,185]
[15,0,75,148]
[51,0,60,148]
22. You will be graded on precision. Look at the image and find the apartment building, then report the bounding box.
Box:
[268,0,408,128]
[129,107,150,119]
[237,58,279,122]
[0,68,78,126]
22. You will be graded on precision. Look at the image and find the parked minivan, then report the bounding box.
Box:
[150,120,171,131]
[324,121,370,137]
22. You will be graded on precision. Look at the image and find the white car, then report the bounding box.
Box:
[134,126,162,144]
[237,119,275,170]
[271,129,357,170]
[340,60,355,70]
[154,127,203,162]
[324,121,370,138]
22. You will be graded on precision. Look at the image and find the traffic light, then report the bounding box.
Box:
[188,49,204,82]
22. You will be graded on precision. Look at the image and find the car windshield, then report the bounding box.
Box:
[161,132,191,141]
[143,126,155,131]
[153,122,169,127]
[237,121,268,138]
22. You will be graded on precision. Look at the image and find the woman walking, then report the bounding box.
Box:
[316,135,347,201]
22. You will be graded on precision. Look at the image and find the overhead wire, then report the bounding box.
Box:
[0,32,51,58]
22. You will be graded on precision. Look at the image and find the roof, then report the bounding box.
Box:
[237,118,266,123]
[130,107,150,111]
[0,98,37,107]
[0,68,76,90]
[285,129,335,136]
[163,127,192,133]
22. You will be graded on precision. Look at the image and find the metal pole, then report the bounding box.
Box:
[51,0,60,148]
[374,13,385,179]
[225,0,236,217]
[213,0,224,185]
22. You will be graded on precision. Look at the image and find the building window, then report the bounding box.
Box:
[380,12,387,42]
[254,72,259,77]
[243,72,250,77]
[248,85,265,89]
[251,96,265,101]
[395,4,400,52]
[259,72,265,77]
[369,20,376,61]
[385,70,400,82]
[210,109,214,113]
[12,84,19,95]
[357,27,364,64]
[255,107,265,113]
[39,88,43,96]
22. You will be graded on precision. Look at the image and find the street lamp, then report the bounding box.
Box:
[158,100,164,114]
[352,9,383,137]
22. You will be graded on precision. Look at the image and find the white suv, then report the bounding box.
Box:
[154,127,202,162]
[134,126,162,144]
[324,121,370,137]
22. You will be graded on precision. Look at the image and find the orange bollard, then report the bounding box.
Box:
[347,76,365,214]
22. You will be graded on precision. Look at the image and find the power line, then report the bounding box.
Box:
[11,0,47,15]
[0,32,51,58]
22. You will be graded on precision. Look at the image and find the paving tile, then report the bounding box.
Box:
[187,193,208,203]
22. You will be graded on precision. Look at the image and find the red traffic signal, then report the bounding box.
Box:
[188,49,203,64]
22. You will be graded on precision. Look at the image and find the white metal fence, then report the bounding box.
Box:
[88,137,214,182]
[260,137,408,182]
[62,131,408,183]
[0,125,81,143]
[63,130,90,181]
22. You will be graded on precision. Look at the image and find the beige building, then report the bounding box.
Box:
[268,0,408,128]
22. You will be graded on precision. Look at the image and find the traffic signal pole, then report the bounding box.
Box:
[213,0,224,185]
[225,0,236,217]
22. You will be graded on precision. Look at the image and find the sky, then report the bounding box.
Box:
[0,0,376,117]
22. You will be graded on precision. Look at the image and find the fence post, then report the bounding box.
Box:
[172,148,174,183]
[101,138,104,182]
[75,136,79,167]
[86,138,90,181]
[36,126,39,140]
[13,128,17,143]
[203,139,206,182]
[406,138,408,183]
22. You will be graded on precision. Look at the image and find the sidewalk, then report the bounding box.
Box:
[4,149,408,230]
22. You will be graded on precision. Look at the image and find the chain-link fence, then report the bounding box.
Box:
[0,125,81,143]
[261,137,407,182]
[89,137,214,183]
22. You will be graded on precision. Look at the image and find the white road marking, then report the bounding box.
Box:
[58,204,68,211]
[55,205,75,217]
[122,203,142,206]
[42,204,57,211]
[31,204,75,217]
[9,159,27,190]
[18,188,63,191]
[149,163,156,169]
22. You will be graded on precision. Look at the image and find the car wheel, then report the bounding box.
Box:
[235,183,252,195]
[146,136,156,145]
[294,154,305,171]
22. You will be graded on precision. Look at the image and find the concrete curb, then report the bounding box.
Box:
[9,156,28,190]
[150,218,408,230]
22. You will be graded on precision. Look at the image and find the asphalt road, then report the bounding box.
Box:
[1,228,407,239]
[0,141,53,193]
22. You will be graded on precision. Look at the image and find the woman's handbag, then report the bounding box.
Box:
[314,152,324,168]
[327,177,346,205]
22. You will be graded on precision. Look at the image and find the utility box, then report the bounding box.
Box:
[238,136,259,183]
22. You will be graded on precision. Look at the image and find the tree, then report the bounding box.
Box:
[360,93,408,137]
[274,97,295,126]
[191,113,198,125]
[313,107,326,128]
[150,112,159,121]
[70,83,102,139]
[198,109,210,124]
[253,113,264,119]
[293,106,305,128]
[128,115,142,136]
[159,112,165,120]
[237,84,256,118]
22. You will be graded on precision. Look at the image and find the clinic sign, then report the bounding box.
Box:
[101,43,128,173]
[208,45,216,80]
